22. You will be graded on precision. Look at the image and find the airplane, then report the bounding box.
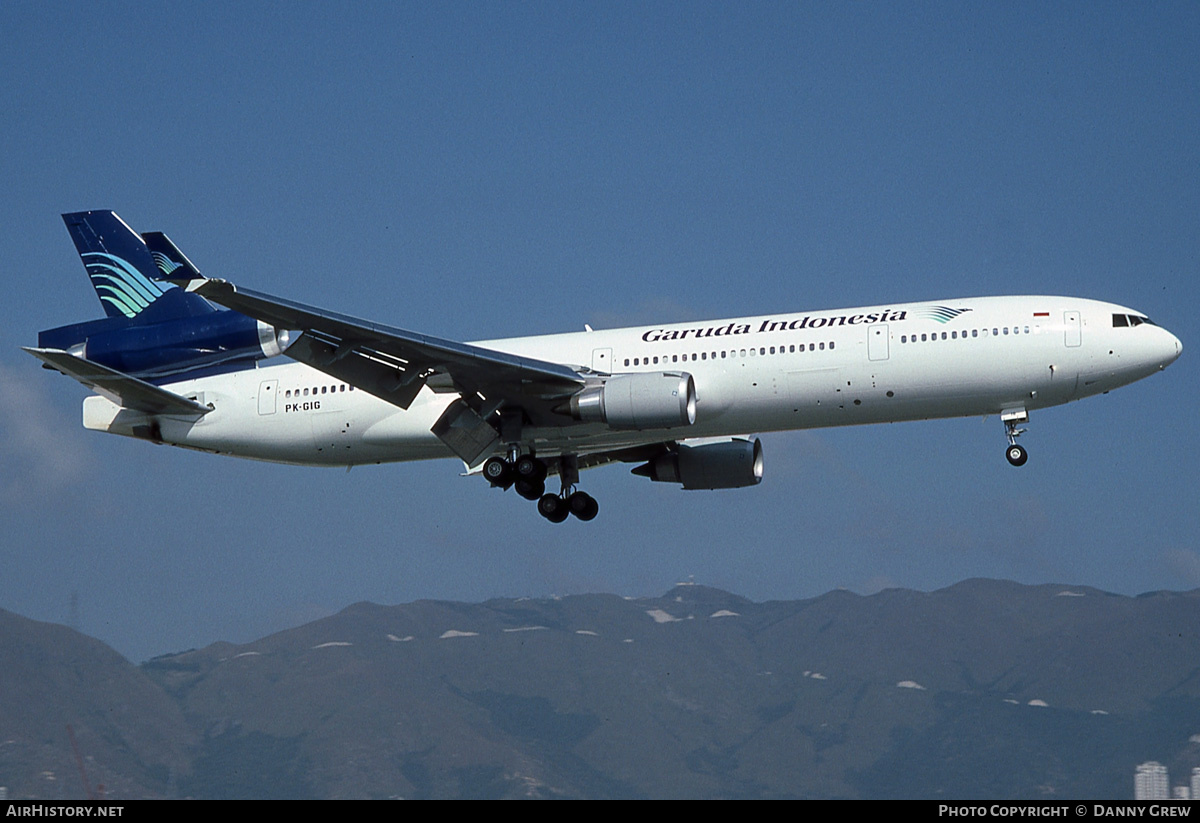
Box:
[27,210,1182,523]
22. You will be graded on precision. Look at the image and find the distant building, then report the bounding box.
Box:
[1173,785,1190,800]
[1191,768,1200,802]
[1135,762,1169,800]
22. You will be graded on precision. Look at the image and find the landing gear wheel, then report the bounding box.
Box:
[567,491,599,521]
[537,493,569,523]
[515,478,546,501]
[483,457,512,486]
[1006,444,1028,467]
[514,455,547,482]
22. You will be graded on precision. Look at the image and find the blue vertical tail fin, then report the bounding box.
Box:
[142,231,204,280]
[62,211,213,321]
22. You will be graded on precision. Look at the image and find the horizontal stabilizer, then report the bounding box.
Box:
[22,347,211,416]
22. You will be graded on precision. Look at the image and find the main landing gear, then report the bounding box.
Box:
[1002,408,1029,467]
[482,451,599,522]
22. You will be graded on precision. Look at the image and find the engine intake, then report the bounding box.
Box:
[562,372,696,430]
[633,438,763,489]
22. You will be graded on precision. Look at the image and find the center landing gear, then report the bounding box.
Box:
[538,454,599,523]
[1002,408,1029,467]
[537,489,598,523]
[483,452,599,521]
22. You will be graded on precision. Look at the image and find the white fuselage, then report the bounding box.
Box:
[83,296,1182,467]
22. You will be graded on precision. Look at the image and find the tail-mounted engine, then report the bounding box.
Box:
[39,311,293,379]
[559,372,696,430]
[633,437,764,489]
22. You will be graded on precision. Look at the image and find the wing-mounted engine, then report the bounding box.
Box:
[558,372,697,430]
[633,437,763,489]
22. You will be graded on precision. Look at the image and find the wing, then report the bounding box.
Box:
[23,347,211,416]
[175,277,587,463]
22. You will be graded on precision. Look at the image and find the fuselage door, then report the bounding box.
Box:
[258,379,278,415]
[867,324,889,361]
[1064,311,1081,348]
[592,348,613,375]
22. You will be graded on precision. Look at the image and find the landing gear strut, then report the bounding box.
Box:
[537,454,599,522]
[484,451,599,521]
[1002,408,1029,467]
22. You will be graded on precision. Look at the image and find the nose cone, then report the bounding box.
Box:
[1162,328,1183,368]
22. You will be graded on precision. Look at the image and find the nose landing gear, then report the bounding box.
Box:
[1005,443,1028,467]
[1002,408,1029,467]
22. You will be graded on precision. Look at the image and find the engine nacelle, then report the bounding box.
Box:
[633,437,764,490]
[257,322,294,359]
[40,310,294,379]
[563,372,696,430]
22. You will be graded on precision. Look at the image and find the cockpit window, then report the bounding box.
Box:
[1113,313,1157,327]
[1113,314,1128,327]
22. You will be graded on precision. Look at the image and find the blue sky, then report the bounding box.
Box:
[1,3,1196,662]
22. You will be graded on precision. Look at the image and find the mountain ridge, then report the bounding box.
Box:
[3,579,1199,798]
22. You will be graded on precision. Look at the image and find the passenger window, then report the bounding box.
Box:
[829,341,835,350]
[819,342,825,350]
